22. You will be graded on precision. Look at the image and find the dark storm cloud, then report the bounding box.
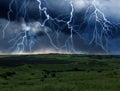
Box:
[0,0,79,35]
[0,0,120,54]
[0,18,105,54]
[0,0,40,21]
[0,0,108,30]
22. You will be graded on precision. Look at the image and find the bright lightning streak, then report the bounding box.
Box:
[36,0,76,52]
[80,0,115,52]
[8,0,36,52]
[1,0,118,54]
[66,1,75,52]
[2,0,14,38]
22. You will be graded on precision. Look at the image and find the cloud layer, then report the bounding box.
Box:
[0,0,120,54]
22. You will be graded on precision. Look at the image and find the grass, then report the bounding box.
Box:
[0,54,120,91]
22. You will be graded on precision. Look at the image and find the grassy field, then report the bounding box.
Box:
[0,54,120,91]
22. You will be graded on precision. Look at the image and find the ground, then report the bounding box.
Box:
[0,54,120,91]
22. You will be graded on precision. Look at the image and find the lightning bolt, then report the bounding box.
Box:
[8,22,33,53]
[2,0,14,38]
[8,0,36,53]
[66,1,76,52]
[36,0,76,52]
[1,0,118,54]
[80,0,116,52]
[4,0,77,53]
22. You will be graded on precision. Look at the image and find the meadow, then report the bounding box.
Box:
[0,54,120,91]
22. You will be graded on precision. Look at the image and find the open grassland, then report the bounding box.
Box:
[0,54,120,91]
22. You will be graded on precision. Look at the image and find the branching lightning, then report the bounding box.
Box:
[8,0,36,53]
[81,0,115,52]
[1,0,118,54]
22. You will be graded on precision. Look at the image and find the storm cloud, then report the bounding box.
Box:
[0,0,120,54]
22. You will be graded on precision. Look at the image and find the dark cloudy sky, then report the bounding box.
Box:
[0,0,120,54]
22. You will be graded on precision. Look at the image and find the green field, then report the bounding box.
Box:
[0,54,120,91]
